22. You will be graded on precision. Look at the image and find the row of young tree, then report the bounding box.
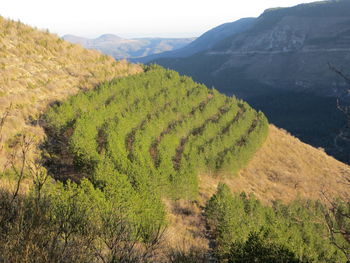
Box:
[46,65,268,201]
[0,65,269,262]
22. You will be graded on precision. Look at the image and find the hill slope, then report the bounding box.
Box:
[201,125,350,203]
[0,17,142,165]
[0,16,350,261]
[135,17,256,63]
[153,0,350,163]
[63,34,195,60]
[45,66,350,259]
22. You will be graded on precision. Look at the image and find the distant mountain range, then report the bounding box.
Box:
[133,18,256,63]
[152,0,350,163]
[62,34,195,60]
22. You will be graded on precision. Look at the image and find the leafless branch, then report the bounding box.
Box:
[322,190,350,260]
[328,62,350,85]
[0,103,12,152]
[5,134,36,202]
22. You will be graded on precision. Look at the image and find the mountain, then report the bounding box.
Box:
[0,15,350,263]
[0,17,141,166]
[153,0,350,163]
[62,34,195,60]
[134,17,256,63]
[63,34,123,45]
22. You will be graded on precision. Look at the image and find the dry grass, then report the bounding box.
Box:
[0,17,142,166]
[163,199,208,249]
[221,125,350,204]
[0,176,32,196]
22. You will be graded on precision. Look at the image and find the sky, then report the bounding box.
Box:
[2,0,318,38]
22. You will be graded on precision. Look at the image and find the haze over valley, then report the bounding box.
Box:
[62,34,195,60]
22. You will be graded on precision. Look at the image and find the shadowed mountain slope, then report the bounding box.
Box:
[135,17,256,63]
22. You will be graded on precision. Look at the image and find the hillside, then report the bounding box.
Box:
[63,34,195,60]
[201,125,350,203]
[153,0,350,164]
[0,15,350,262]
[135,18,256,63]
[0,17,142,165]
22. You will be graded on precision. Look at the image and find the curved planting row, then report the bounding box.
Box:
[46,65,268,200]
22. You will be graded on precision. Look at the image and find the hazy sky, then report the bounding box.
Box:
[2,0,318,38]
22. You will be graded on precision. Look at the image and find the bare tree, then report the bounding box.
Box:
[326,63,350,261]
[323,194,350,261]
[0,104,12,153]
[328,62,350,126]
[95,211,166,263]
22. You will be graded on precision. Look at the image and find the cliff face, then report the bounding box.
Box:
[210,14,350,97]
[153,0,350,163]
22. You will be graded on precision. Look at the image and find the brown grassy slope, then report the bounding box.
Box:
[164,125,350,258]
[199,125,350,203]
[0,17,142,164]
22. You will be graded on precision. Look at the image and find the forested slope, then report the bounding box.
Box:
[45,66,268,200]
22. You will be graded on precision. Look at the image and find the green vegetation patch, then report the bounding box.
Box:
[46,65,268,201]
[205,184,349,262]
[42,66,268,260]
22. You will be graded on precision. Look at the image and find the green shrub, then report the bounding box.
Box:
[205,184,347,262]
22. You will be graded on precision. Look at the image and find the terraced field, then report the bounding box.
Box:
[45,66,268,199]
